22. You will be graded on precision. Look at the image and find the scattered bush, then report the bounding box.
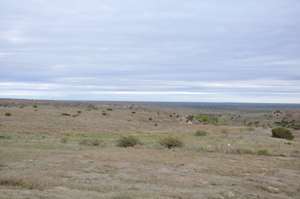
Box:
[117,136,141,147]
[4,112,11,117]
[195,130,208,137]
[102,112,107,116]
[0,135,11,139]
[61,113,71,116]
[257,149,271,156]
[0,178,37,189]
[159,137,183,149]
[79,139,101,146]
[33,105,38,108]
[77,110,82,114]
[148,117,153,121]
[107,108,113,111]
[194,114,219,124]
[186,115,194,122]
[272,127,294,140]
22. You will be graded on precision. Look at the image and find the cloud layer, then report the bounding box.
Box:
[1,0,300,103]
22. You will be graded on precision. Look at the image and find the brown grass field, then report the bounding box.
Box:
[0,99,299,199]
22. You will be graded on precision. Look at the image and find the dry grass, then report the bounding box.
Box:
[0,100,300,199]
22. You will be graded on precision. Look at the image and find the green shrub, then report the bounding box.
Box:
[117,136,141,147]
[194,114,219,124]
[159,137,183,149]
[257,149,271,156]
[195,130,208,136]
[79,139,101,146]
[0,135,11,139]
[272,127,294,140]
[4,112,11,117]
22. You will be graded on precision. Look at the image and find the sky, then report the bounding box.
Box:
[0,0,300,103]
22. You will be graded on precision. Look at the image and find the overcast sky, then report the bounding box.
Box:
[0,0,300,103]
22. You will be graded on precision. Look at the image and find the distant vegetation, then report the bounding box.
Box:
[79,139,101,146]
[272,127,294,140]
[274,119,300,130]
[194,114,219,125]
[61,113,71,116]
[117,136,141,147]
[159,137,183,149]
[4,112,11,117]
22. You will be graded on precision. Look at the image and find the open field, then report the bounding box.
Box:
[0,99,300,199]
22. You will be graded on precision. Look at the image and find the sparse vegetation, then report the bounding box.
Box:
[0,177,40,190]
[4,112,11,117]
[159,137,183,149]
[60,137,68,143]
[195,130,208,136]
[194,114,219,125]
[33,105,38,108]
[272,127,294,140]
[79,139,101,146]
[257,149,271,156]
[61,113,71,116]
[234,148,255,155]
[117,136,141,147]
[186,115,194,122]
[0,135,11,139]
[1,100,300,198]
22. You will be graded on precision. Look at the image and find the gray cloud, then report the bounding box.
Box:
[0,0,300,102]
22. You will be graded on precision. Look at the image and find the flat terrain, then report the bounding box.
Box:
[0,99,300,199]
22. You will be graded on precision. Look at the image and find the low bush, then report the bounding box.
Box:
[79,139,101,146]
[272,127,294,140]
[159,137,183,149]
[0,178,37,190]
[257,149,271,156]
[194,114,219,124]
[61,113,71,116]
[4,112,11,117]
[117,136,141,147]
[0,135,11,139]
[195,130,208,136]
